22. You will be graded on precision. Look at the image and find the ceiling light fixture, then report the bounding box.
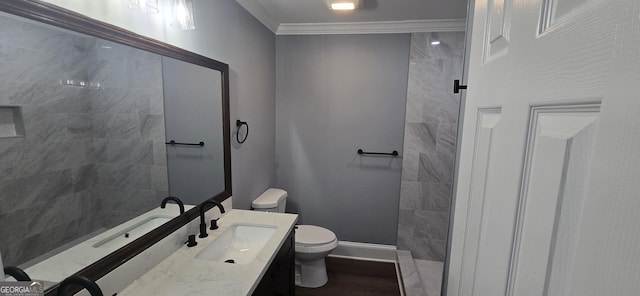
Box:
[431,41,441,45]
[332,3,355,10]
[125,0,159,14]
[171,0,196,30]
[325,0,360,11]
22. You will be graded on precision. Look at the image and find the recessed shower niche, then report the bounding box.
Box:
[0,106,25,138]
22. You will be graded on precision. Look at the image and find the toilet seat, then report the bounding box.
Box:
[295,225,338,253]
[295,225,336,246]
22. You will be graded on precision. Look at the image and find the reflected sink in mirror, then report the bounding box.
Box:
[23,205,192,284]
[196,224,277,264]
[92,216,173,249]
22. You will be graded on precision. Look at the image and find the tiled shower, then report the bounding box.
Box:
[397,32,465,295]
[0,15,168,266]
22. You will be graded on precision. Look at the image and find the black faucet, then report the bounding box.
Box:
[199,200,225,238]
[4,266,31,281]
[161,196,185,215]
[58,275,103,296]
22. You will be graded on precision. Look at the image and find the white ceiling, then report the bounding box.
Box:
[233,0,468,35]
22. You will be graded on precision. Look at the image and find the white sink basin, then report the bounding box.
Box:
[196,223,277,264]
[92,215,173,249]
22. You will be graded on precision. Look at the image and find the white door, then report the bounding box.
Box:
[447,0,640,294]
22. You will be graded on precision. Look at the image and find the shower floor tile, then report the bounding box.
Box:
[414,259,443,296]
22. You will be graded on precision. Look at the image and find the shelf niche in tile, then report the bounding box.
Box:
[0,106,25,138]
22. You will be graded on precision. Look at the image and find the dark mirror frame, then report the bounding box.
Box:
[0,1,232,295]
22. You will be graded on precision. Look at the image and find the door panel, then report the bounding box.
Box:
[510,105,599,295]
[459,109,501,296]
[448,0,640,294]
[484,0,511,62]
[539,0,599,32]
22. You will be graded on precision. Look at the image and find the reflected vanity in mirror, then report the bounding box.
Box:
[0,1,231,294]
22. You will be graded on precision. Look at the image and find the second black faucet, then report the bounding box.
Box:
[199,200,225,238]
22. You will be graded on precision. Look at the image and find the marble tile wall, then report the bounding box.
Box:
[415,259,444,296]
[87,39,168,228]
[0,15,167,266]
[397,250,427,296]
[397,32,465,261]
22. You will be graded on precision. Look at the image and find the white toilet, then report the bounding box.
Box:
[252,188,338,288]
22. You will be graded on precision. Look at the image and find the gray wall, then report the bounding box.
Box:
[275,34,410,245]
[162,57,225,205]
[42,0,278,210]
[397,32,465,261]
[191,1,277,209]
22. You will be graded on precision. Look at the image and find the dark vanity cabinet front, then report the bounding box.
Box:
[253,229,295,296]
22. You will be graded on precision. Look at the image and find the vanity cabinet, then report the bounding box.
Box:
[252,229,295,296]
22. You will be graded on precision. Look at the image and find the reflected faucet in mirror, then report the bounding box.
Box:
[4,266,31,281]
[199,200,225,238]
[58,276,103,296]
[161,196,185,215]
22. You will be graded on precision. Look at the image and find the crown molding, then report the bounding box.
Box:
[276,19,466,35]
[234,0,279,33]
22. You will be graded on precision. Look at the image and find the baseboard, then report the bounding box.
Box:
[328,241,397,263]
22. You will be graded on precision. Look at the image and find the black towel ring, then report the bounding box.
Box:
[236,120,249,144]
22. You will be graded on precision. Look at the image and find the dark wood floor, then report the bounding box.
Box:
[295,257,401,296]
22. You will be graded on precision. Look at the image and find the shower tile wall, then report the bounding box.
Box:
[88,39,168,227]
[397,32,464,261]
[0,15,167,266]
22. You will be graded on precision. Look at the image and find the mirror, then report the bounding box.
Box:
[0,1,231,293]
[163,57,226,205]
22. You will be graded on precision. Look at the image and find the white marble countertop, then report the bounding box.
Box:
[117,209,298,296]
[25,204,192,284]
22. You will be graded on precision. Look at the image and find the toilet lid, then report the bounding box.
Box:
[295,225,336,246]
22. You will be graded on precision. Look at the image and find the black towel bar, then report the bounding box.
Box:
[357,149,399,156]
[165,140,205,147]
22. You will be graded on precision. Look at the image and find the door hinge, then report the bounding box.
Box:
[454,79,467,94]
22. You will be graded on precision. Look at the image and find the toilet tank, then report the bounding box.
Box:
[252,188,287,213]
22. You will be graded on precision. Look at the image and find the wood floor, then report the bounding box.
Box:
[295,257,401,296]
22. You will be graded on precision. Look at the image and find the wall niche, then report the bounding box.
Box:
[0,106,25,138]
